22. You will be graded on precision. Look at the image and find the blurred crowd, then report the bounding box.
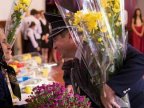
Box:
[20,9,61,63]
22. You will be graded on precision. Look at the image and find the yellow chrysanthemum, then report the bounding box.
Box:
[87,21,98,32]
[22,6,28,12]
[78,26,83,32]
[14,5,19,11]
[18,3,24,9]
[73,0,122,45]
[108,13,111,17]
[118,16,121,21]
[96,12,102,20]
[20,0,31,6]
[101,0,108,8]
[85,15,98,31]
[107,0,113,7]
[113,2,120,13]
[74,11,101,32]
[74,11,83,25]
[14,2,29,12]
[98,37,103,43]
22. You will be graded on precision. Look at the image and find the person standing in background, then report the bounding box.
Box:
[21,9,42,53]
[45,13,62,63]
[25,22,40,53]
[131,8,144,52]
[20,10,31,53]
[39,10,51,63]
[30,9,42,49]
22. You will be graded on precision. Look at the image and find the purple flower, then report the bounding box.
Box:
[26,82,91,108]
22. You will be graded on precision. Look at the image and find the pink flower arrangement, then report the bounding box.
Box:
[26,83,91,108]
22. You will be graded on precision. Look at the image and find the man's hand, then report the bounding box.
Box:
[36,47,40,51]
[66,85,74,94]
[100,84,120,108]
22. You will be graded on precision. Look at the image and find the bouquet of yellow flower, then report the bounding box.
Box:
[5,0,31,46]
[55,0,129,107]
[98,0,128,66]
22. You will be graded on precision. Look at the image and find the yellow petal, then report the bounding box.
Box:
[98,38,103,42]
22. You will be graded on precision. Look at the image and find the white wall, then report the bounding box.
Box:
[0,0,45,21]
[0,0,12,21]
[29,0,45,11]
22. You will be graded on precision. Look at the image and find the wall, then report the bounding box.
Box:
[0,0,45,21]
[136,0,144,17]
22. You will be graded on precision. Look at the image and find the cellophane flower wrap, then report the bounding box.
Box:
[26,83,91,108]
[55,0,129,107]
[5,0,31,46]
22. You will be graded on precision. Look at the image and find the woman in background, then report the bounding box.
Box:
[131,8,144,52]
[39,10,51,63]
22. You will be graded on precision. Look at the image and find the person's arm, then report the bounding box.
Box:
[107,45,144,97]
[101,45,144,108]
[140,25,144,36]
[37,20,42,34]
[131,18,142,37]
[62,60,74,93]
[27,29,39,50]
[62,60,73,86]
